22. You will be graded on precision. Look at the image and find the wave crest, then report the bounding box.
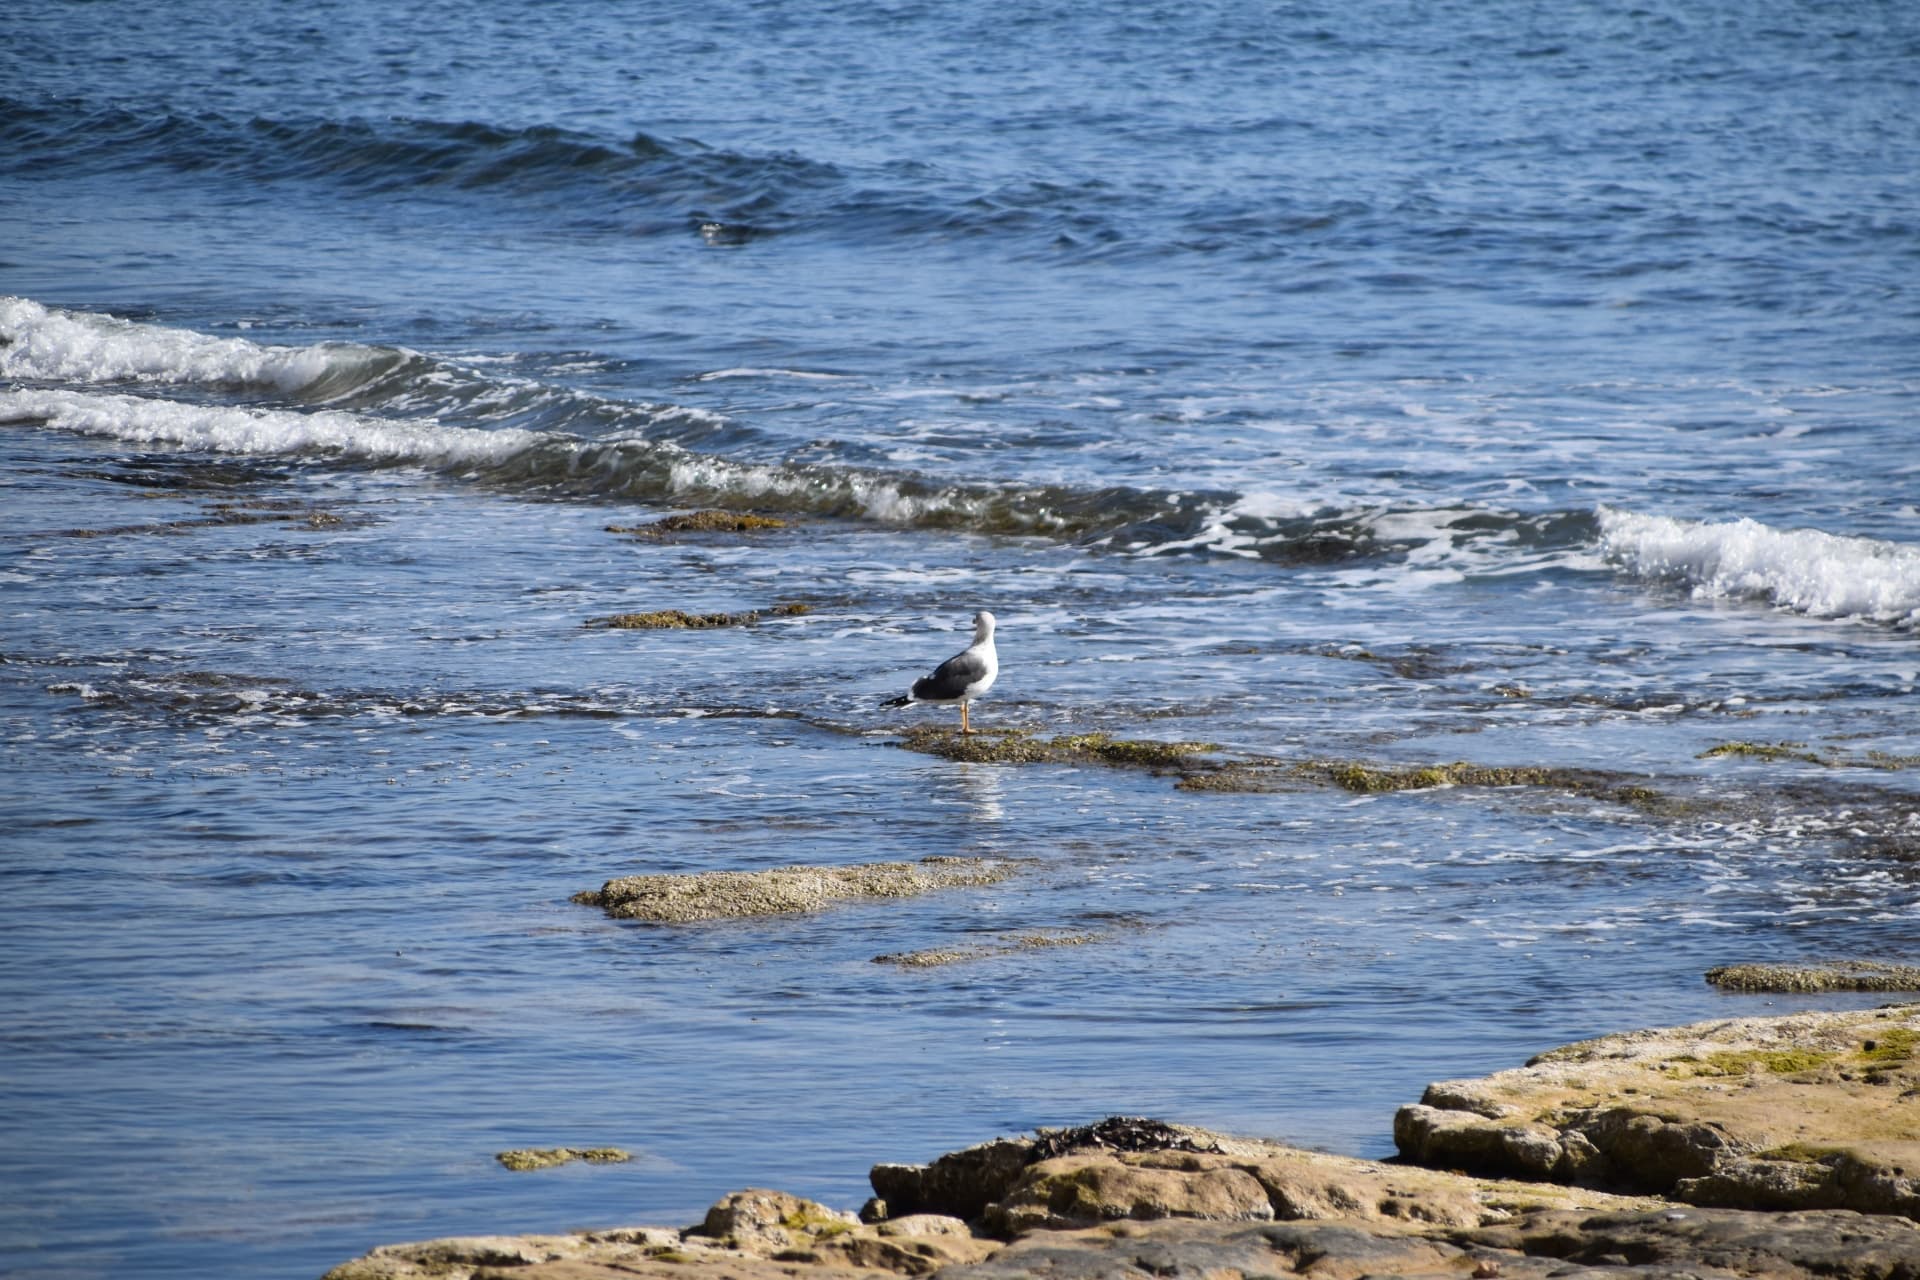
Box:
[1599,506,1920,628]
[0,296,391,393]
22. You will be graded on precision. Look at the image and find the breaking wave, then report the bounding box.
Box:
[25,295,1907,621]
[5,377,1608,566]
[1599,506,1920,629]
[0,296,387,392]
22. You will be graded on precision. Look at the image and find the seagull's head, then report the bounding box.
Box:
[973,610,996,641]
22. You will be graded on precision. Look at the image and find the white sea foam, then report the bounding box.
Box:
[661,451,986,525]
[1598,506,1920,628]
[0,296,372,393]
[0,388,543,465]
[692,367,852,382]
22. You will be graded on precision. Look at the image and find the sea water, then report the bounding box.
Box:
[2,2,1918,1276]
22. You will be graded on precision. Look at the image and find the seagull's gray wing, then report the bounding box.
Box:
[912,648,988,702]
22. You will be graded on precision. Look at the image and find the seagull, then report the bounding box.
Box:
[884,610,998,735]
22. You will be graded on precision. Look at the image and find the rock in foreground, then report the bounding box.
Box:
[1395,1003,1920,1216]
[324,1118,1920,1279]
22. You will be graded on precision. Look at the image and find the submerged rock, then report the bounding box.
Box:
[1699,741,1920,770]
[45,499,360,539]
[1394,1004,1920,1216]
[608,509,789,536]
[1700,740,1831,765]
[574,855,1014,923]
[494,1147,630,1171]
[1707,961,1920,993]
[585,602,809,629]
[872,931,1102,968]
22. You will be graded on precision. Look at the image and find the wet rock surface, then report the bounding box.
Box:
[871,931,1103,968]
[1394,1004,1920,1215]
[894,728,1216,769]
[586,602,810,629]
[574,856,1015,923]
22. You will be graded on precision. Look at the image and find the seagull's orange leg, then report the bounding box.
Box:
[961,703,972,735]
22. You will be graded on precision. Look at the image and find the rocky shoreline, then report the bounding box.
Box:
[323,1004,1920,1280]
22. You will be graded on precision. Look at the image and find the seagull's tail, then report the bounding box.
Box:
[882,694,913,709]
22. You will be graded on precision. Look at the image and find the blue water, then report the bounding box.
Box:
[3,2,1919,1276]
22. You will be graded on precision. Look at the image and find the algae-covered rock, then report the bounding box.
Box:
[495,1146,631,1171]
[1699,742,1920,771]
[608,510,789,536]
[586,602,809,629]
[691,1187,859,1250]
[1394,1004,1920,1217]
[1296,759,1663,806]
[1175,757,1673,810]
[1700,740,1830,765]
[1172,764,1297,793]
[896,728,1215,769]
[575,855,1013,924]
[1707,962,1920,993]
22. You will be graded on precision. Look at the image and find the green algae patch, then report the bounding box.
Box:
[1698,742,1920,770]
[496,1147,631,1171]
[1756,1141,1852,1163]
[1288,759,1673,810]
[1309,760,1560,792]
[1174,758,1676,809]
[586,602,810,630]
[608,510,789,536]
[779,1210,856,1239]
[897,727,1216,769]
[1706,961,1920,994]
[575,855,1014,923]
[1862,1027,1918,1064]
[874,930,1103,968]
[1671,1049,1838,1078]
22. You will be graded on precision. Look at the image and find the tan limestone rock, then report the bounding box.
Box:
[1394,1003,1920,1215]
